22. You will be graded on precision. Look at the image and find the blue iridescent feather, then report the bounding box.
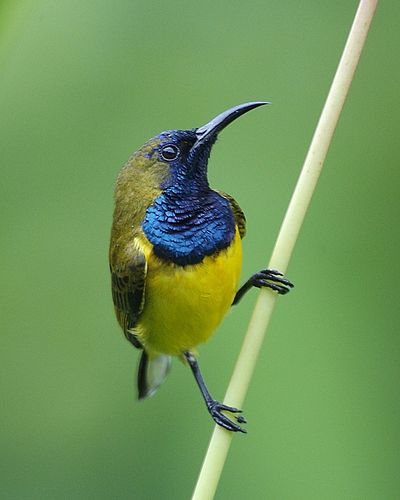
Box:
[142,189,235,266]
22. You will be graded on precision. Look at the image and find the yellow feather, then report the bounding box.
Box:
[134,227,242,356]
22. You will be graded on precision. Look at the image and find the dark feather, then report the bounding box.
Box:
[137,350,172,400]
[137,350,149,398]
[218,191,246,239]
[111,250,147,348]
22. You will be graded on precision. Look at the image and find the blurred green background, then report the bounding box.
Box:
[1,1,399,498]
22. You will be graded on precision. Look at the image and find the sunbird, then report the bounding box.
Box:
[109,102,293,432]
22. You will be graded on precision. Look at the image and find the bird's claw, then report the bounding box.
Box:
[252,268,294,295]
[207,401,247,433]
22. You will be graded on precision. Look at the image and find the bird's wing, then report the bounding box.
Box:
[218,191,247,239]
[110,249,147,348]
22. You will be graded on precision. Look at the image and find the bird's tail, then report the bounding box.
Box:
[137,351,172,400]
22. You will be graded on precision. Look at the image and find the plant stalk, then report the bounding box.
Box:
[192,1,378,498]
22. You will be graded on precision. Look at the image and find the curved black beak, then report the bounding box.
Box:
[192,101,270,152]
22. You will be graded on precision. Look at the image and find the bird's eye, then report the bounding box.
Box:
[161,145,180,161]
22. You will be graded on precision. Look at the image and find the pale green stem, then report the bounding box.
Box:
[192,1,378,498]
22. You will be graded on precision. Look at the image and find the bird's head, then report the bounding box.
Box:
[116,101,269,201]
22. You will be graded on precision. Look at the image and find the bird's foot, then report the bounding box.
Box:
[207,400,247,433]
[250,268,294,295]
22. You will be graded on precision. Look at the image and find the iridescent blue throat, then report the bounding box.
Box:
[142,188,235,266]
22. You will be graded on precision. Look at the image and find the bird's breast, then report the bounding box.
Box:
[142,191,236,266]
[135,226,242,356]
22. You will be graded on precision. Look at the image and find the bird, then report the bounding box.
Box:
[109,102,293,433]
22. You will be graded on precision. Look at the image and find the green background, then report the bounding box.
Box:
[1,1,399,498]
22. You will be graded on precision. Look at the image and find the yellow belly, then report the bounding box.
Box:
[135,227,242,356]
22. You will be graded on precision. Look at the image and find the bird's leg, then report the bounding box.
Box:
[183,351,247,433]
[232,269,294,305]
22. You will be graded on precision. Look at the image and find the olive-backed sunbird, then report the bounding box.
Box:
[109,102,293,432]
